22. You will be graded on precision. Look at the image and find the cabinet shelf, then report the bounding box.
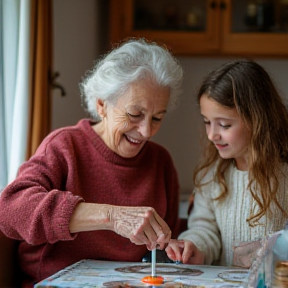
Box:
[109,0,288,57]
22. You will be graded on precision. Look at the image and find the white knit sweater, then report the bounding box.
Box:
[179,163,288,266]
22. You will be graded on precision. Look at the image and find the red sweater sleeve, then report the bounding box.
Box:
[0,130,83,245]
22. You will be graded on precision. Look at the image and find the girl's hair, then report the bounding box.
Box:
[80,38,183,120]
[194,59,288,226]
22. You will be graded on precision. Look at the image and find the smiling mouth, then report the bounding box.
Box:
[125,135,143,145]
[215,143,228,149]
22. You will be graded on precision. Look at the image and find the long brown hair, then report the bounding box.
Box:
[194,59,288,226]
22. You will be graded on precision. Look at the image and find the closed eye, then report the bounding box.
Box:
[220,124,231,129]
[127,113,142,118]
[152,117,162,122]
[127,112,163,122]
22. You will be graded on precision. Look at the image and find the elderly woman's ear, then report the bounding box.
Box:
[96,99,107,119]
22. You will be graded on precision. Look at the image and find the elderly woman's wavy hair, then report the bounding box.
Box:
[80,38,183,120]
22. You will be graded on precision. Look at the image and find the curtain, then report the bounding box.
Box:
[0,0,52,191]
[26,0,52,159]
[0,0,31,190]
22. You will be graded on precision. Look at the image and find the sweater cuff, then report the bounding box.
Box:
[52,193,84,242]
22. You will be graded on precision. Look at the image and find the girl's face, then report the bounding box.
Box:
[95,79,170,158]
[200,94,251,171]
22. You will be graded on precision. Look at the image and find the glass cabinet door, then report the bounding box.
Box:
[221,0,288,56]
[231,0,288,33]
[109,0,288,56]
[133,0,208,32]
[109,0,222,55]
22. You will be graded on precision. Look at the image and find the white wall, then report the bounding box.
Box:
[52,0,288,200]
[52,0,108,129]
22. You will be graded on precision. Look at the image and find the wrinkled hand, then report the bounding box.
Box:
[109,206,171,250]
[165,239,205,264]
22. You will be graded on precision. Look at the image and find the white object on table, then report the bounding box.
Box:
[151,249,156,277]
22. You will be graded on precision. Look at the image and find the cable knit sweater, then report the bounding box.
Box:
[179,163,288,266]
[0,119,180,288]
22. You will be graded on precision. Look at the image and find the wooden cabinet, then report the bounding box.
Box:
[109,0,288,57]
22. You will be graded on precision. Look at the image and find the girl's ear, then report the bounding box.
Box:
[96,99,107,118]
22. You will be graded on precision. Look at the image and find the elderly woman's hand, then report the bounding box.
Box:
[69,203,171,250]
[109,206,171,250]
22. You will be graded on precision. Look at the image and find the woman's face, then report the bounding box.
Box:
[96,79,170,158]
[200,94,251,171]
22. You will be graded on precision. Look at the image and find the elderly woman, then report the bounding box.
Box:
[0,38,183,288]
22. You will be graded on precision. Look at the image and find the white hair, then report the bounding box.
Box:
[80,38,184,120]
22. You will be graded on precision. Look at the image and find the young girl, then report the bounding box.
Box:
[166,59,288,268]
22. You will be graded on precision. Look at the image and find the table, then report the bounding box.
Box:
[34,259,250,288]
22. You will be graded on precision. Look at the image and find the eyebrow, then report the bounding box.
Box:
[155,109,167,115]
[127,105,167,115]
[202,114,239,121]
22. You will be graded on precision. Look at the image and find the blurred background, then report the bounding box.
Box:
[51,0,288,218]
[2,0,288,218]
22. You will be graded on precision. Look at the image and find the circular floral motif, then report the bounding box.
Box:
[115,264,203,276]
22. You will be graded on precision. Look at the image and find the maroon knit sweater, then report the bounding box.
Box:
[0,119,180,288]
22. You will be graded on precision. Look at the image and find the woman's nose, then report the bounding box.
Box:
[138,119,152,138]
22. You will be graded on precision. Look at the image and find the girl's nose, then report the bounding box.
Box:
[207,126,220,142]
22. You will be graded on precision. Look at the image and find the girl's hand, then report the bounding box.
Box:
[165,239,205,264]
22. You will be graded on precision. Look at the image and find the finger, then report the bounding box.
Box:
[127,212,157,245]
[146,242,155,251]
[190,250,205,265]
[141,220,158,244]
[152,211,171,240]
[156,231,172,250]
[136,207,171,243]
[160,242,168,250]
[176,240,185,249]
[143,230,157,250]
[128,218,152,246]
[182,242,195,264]
[169,239,185,249]
[168,240,184,261]
[139,209,170,249]
[147,212,171,249]
[165,245,177,261]
[131,225,160,249]
[129,234,145,245]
